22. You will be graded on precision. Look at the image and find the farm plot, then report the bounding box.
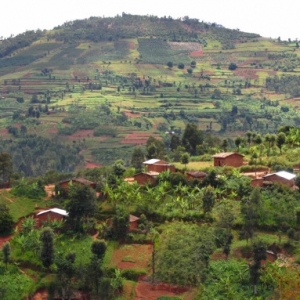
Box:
[120,131,161,145]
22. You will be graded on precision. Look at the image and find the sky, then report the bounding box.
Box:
[1,0,299,41]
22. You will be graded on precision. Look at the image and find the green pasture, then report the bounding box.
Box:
[0,190,53,222]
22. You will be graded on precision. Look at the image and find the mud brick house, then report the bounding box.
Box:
[262,171,296,187]
[35,208,68,227]
[186,171,207,181]
[107,214,140,231]
[59,177,96,192]
[213,152,244,167]
[143,159,176,173]
[129,215,140,230]
[134,171,159,185]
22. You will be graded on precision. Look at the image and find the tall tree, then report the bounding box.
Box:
[170,134,181,151]
[180,152,190,169]
[40,227,54,269]
[112,208,129,243]
[0,153,13,183]
[2,242,11,270]
[276,132,286,154]
[202,186,216,215]
[66,185,97,232]
[146,136,165,159]
[182,123,203,155]
[249,240,267,295]
[0,204,14,234]
[131,147,145,172]
[234,137,242,152]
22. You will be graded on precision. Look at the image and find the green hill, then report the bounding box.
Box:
[0,13,299,175]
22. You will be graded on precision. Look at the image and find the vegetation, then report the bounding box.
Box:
[1,12,300,300]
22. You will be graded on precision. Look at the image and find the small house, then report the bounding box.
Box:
[134,171,159,185]
[106,214,139,231]
[35,208,68,227]
[186,171,207,181]
[143,159,175,173]
[129,215,140,230]
[213,152,244,167]
[262,171,296,187]
[59,177,96,192]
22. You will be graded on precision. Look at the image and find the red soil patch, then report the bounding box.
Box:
[67,129,94,140]
[135,282,190,300]
[0,128,9,136]
[234,68,258,80]
[0,235,13,249]
[111,244,153,270]
[47,123,58,134]
[129,42,135,49]
[32,288,47,300]
[190,50,204,57]
[121,132,161,145]
[84,161,102,169]
[124,111,141,118]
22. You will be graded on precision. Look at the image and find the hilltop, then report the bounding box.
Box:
[0,13,300,176]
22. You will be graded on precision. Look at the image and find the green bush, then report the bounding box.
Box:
[11,179,46,199]
[121,269,147,281]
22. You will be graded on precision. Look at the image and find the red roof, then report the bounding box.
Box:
[187,171,207,178]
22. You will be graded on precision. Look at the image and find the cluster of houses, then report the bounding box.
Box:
[33,151,297,228]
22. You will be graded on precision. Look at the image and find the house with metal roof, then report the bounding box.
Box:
[142,159,175,173]
[262,171,296,187]
[35,208,69,227]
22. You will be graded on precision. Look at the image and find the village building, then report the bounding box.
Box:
[262,171,296,187]
[143,159,176,173]
[133,171,159,185]
[129,215,140,230]
[106,214,140,231]
[212,152,244,167]
[35,208,68,227]
[59,177,96,192]
[186,171,207,181]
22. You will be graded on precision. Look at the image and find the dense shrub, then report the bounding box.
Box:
[121,269,147,281]
[11,179,46,199]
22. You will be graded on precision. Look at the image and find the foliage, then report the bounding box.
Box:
[0,265,35,300]
[131,147,145,172]
[121,269,147,281]
[0,153,13,183]
[155,222,215,286]
[2,242,11,269]
[11,178,46,199]
[111,208,130,243]
[66,184,98,232]
[0,136,83,176]
[40,227,55,268]
[200,259,273,299]
[0,204,14,234]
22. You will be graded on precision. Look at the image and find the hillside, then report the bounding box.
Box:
[0,13,300,175]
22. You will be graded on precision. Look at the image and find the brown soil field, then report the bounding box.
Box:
[67,129,94,140]
[85,161,102,168]
[190,50,204,57]
[121,132,161,145]
[135,282,193,300]
[110,244,153,270]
